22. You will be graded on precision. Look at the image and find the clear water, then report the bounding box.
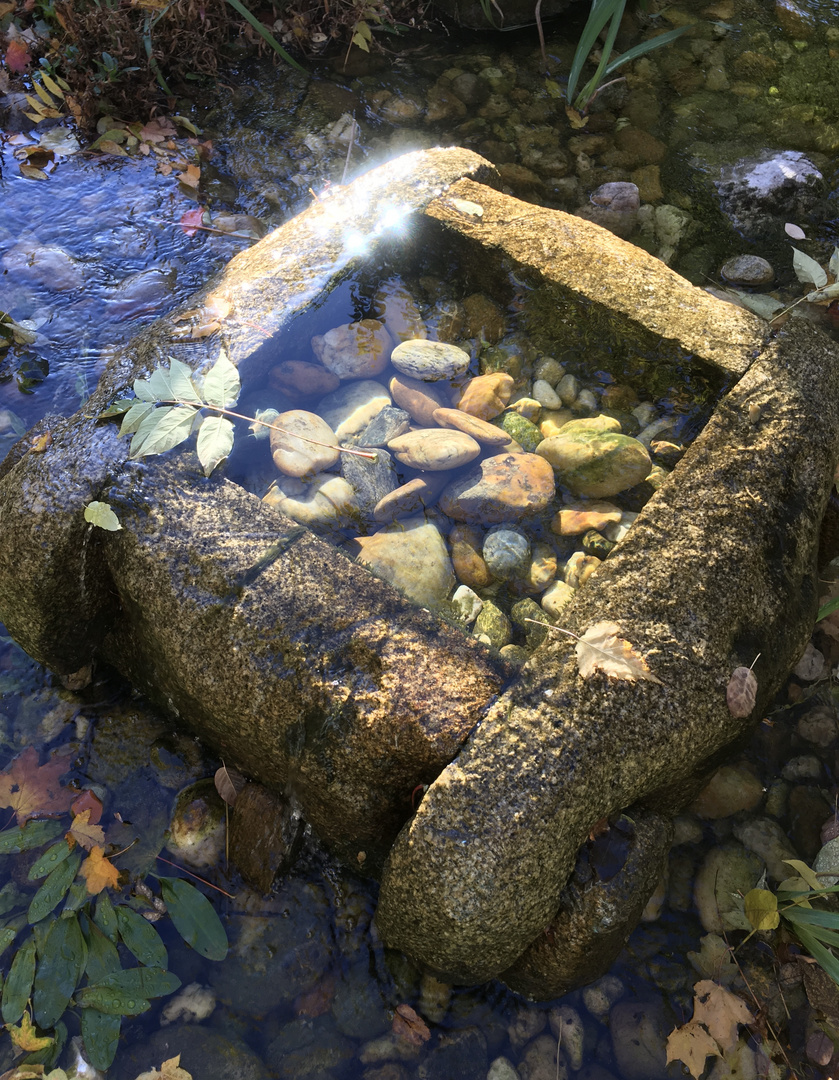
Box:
[1,3,838,1076]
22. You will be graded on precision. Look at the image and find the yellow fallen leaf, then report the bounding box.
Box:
[8,1011,54,1053]
[133,1054,193,1080]
[66,808,106,851]
[80,845,120,894]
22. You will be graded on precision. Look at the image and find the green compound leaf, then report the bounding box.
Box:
[196,414,234,476]
[200,351,240,409]
[116,905,167,967]
[744,888,780,931]
[159,876,228,961]
[82,1007,121,1070]
[90,965,180,998]
[28,851,82,923]
[28,839,73,880]
[33,913,86,1028]
[129,404,199,459]
[93,891,119,943]
[84,501,123,531]
[792,246,828,289]
[2,937,36,1024]
[119,400,157,436]
[75,985,151,1016]
[145,359,199,403]
[98,397,135,419]
[0,820,63,854]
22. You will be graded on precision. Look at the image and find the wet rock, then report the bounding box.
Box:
[518,1034,564,1080]
[548,1007,584,1071]
[788,785,831,861]
[564,552,601,588]
[553,501,623,536]
[610,1001,671,1080]
[263,474,358,533]
[390,373,452,426]
[513,542,557,596]
[229,783,303,893]
[312,318,394,379]
[720,255,775,287]
[732,815,799,881]
[511,598,550,649]
[694,842,763,932]
[712,150,824,241]
[456,372,515,420]
[556,374,579,406]
[576,182,640,239]
[433,406,511,447]
[357,405,412,447]
[427,298,468,342]
[775,0,816,37]
[372,475,447,523]
[160,982,216,1026]
[474,600,512,649]
[264,1015,355,1080]
[351,517,455,608]
[269,360,341,399]
[113,1024,269,1080]
[488,1058,521,1080]
[450,524,493,589]
[166,779,225,869]
[372,280,426,341]
[270,410,341,479]
[537,431,652,497]
[418,972,451,1024]
[417,1027,487,1080]
[391,339,471,382]
[341,446,399,524]
[440,453,556,523]
[318,380,392,440]
[508,1007,546,1050]
[332,960,391,1039]
[451,585,483,624]
[1,242,84,291]
[541,580,575,618]
[497,412,542,452]
[532,379,562,409]
[797,704,838,747]
[690,763,764,819]
[462,293,507,343]
[539,409,576,438]
[561,416,622,435]
[582,975,625,1022]
[387,428,481,471]
[814,836,839,885]
[483,526,531,580]
[107,266,177,316]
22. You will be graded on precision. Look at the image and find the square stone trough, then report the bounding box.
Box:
[1,148,838,997]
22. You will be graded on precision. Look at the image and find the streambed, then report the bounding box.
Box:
[1,1,839,1077]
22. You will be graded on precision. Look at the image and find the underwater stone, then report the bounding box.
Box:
[496,411,542,452]
[372,280,426,342]
[390,373,452,426]
[270,410,341,479]
[537,431,652,498]
[540,580,575,619]
[268,360,340,399]
[452,584,482,624]
[318,380,392,440]
[473,601,512,649]
[720,255,775,287]
[456,372,515,420]
[387,428,481,471]
[340,446,398,524]
[433,406,511,447]
[263,474,358,534]
[391,339,471,382]
[357,404,412,447]
[312,318,394,380]
[553,501,622,536]
[351,517,455,608]
[372,475,447,523]
[449,524,493,590]
[440,452,556,523]
[483,526,531,581]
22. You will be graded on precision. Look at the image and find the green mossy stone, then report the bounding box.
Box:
[537,430,652,497]
[473,601,512,649]
[496,412,543,452]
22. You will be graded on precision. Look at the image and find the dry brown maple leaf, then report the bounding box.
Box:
[666,1019,721,1079]
[726,667,757,717]
[66,808,106,852]
[0,746,76,825]
[575,621,663,684]
[80,845,120,894]
[691,979,754,1055]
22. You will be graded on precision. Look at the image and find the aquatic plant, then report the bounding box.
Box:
[565,0,690,117]
[0,750,228,1071]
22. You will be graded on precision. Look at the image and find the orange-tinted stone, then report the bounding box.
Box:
[455,372,515,421]
[440,453,555,524]
[552,501,623,537]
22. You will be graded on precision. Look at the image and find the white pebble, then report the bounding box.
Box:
[548,1006,585,1071]
[582,974,625,1021]
[533,357,565,384]
[632,402,658,426]
[488,1057,521,1080]
[574,388,598,413]
[160,982,216,1026]
[636,417,676,448]
[452,585,483,624]
[532,379,562,409]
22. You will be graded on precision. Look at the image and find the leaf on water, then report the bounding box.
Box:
[116,905,168,967]
[726,666,757,717]
[687,933,738,986]
[75,985,150,1016]
[28,850,82,922]
[133,1054,194,1080]
[574,621,663,684]
[129,405,199,459]
[180,207,206,236]
[782,858,822,892]
[214,765,245,806]
[81,1007,121,1071]
[829,246,839,280]
[71,789,103,825]
[145,359,199,403]
[792,246,828,289]
[785,222,806,239]
[84,501,123,532]
[32,913,86,1028]
[2,938,36,1024]
[196,414,234,476]
[743,887,780,931]
[666,1020,722,1079]
[28,839,73,880]
[691,980,754,1054]
[67,809,106,852]
[99,397,135,420]
[80,846,120,894]
[200,351,240,409]
[159,876,228,961]
[91,966,180,999]
[392,1003,431,1046]
[0,746,76,825]
[8,1011,53,1053]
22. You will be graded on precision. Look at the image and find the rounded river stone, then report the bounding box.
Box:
[269,410,340,479]
[351,516,455,608]
[720,255,775,287]
[311,318,393,380]
[432,407,511,446]
[483,527,531,580]
[440,452,555,523]
[387,428,481,471]
[537,430,651,497]
[391,339,471,382]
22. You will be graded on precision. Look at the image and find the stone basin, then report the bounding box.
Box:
[1,147,838,998]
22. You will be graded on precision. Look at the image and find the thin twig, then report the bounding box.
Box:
[341,117,357,185]
[535,0,547,68]
[155,854,236,899]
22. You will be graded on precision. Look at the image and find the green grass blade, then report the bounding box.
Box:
[793,923,839,987]
[602,23,691,75]
[818,594,839,622]
[566,0,624,106]
[783,906,839,930]
[573,3,624,110]
[223,0,305,72]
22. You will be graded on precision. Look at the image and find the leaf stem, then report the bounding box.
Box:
[154,855,236,899]
[156,398,378,460]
